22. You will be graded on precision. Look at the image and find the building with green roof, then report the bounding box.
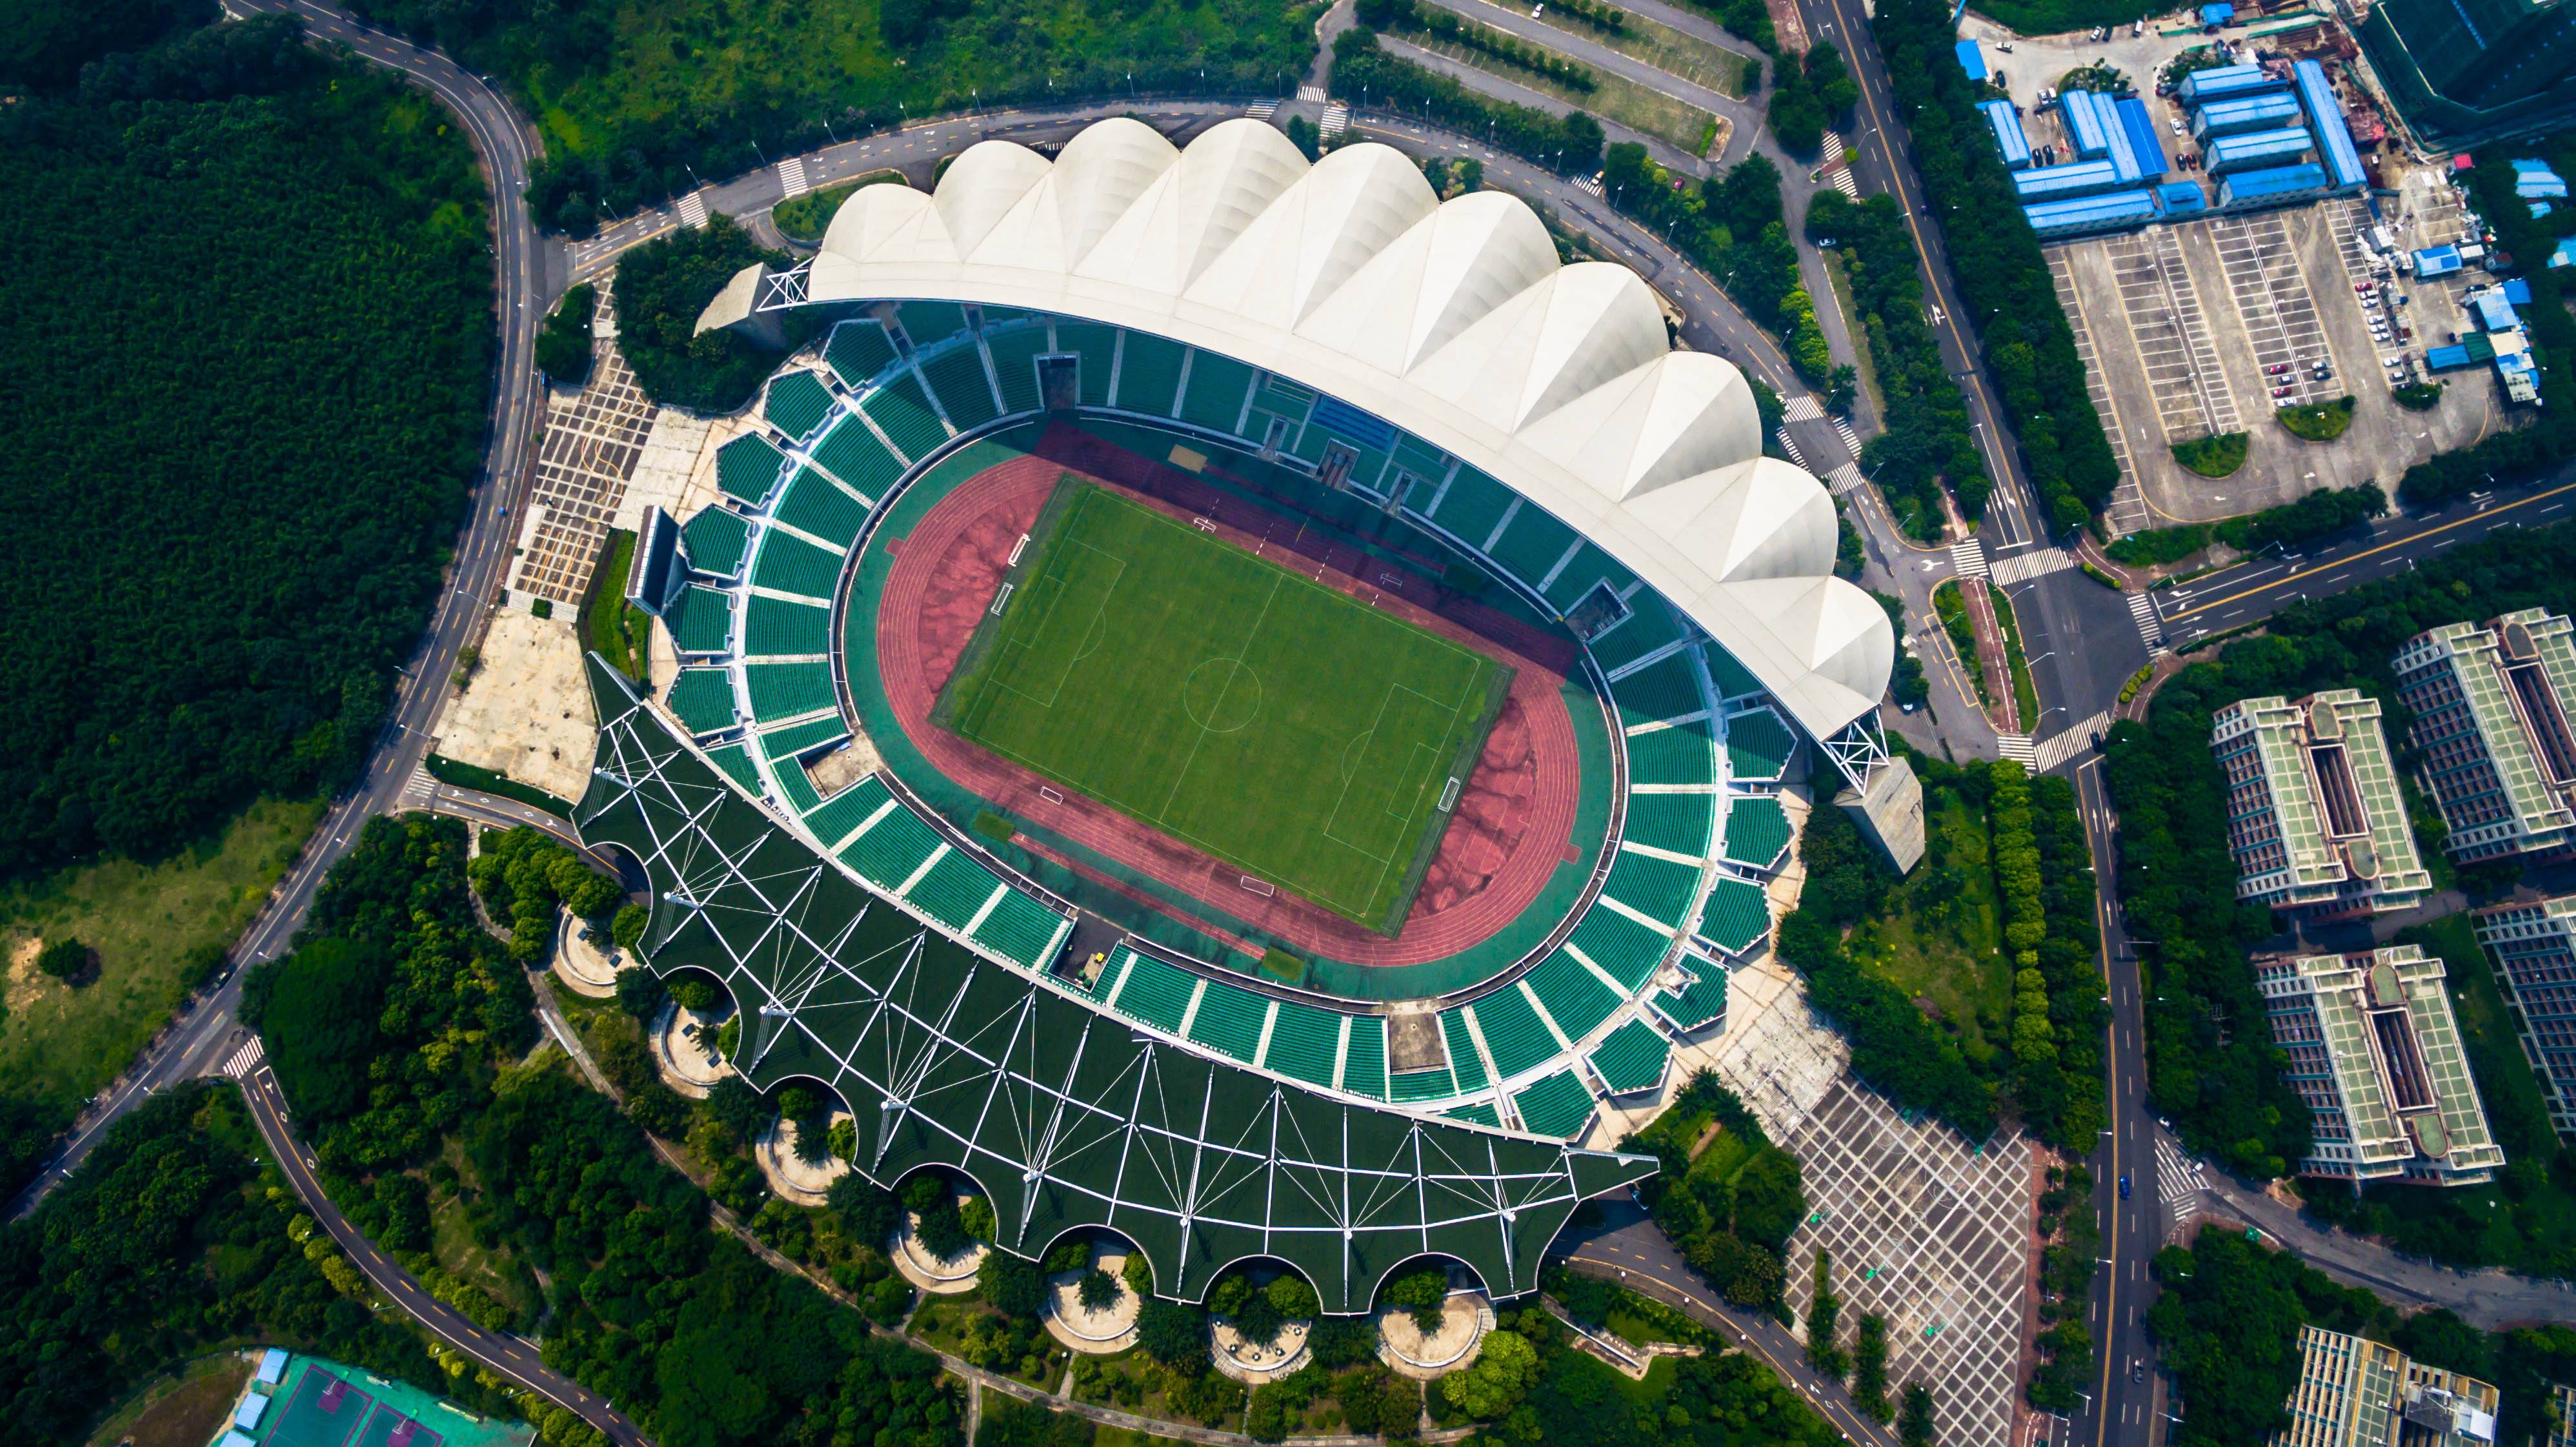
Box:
[2255,944,2503,1188]
[2393,609,2576,864]
[2212,693,2431,920]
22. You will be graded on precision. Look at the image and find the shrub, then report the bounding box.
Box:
[535,283,595,387]
[2393,381,2444,411]
[611,903,650,951]
[1137,1298,1209,1365]
[1267,1273,1320,1319]
[35,937,92,983]
[959,1195,997,1242]
[980,1250,1047,1319]
[1383,1266,1449,1332]
[2170,432,2248,478]
[1078,1267,1120,1312]
[614,216,821,411]
[2104,524,2211,567]
[1234,1291,1285,1346]
[2275,396,2355,441]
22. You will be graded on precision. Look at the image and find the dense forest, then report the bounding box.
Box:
[0,0,493,878]
[615,217,820,411]
[330,0,1320,233]
[1600,147,1834,387]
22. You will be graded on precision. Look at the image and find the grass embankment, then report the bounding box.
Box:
[82,1354,256,1447]
[1397,31,1720,153]
[0,797,323,1114]
[1842,789,2009,1058]
[2171,431,2248,478]
[1507,0,1755,98]
[1931,580,1995,706]
[1988,582,2041,730]
[772,170,907,243]
[423,754,576,818]
[583,528,654,681]
[2277,396,2356,441]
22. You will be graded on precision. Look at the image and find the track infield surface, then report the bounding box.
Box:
[934,480,1511,933]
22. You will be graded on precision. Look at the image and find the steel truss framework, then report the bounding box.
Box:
[575,658,1654,1310]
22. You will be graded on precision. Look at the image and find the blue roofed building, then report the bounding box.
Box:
[2013,157,2127,201]
[1957,38,1987,81]
[2062,90,2112,159]
[2208,126,2316,175]
[2024,189,2160,238]
[2201,2,2236,24]
[2218,162,2335,210]
[2515,159,2570,199]
[1982,99,2033,168]
[2097,95,2145,182]
[2417,243,2464,276]
[2293,59,2369,190]
[2471,290,2522,331]
[2193,92,2306,141]
[2157,179,2211,214]
[2116,97,2170,180]
[2179,62,2291,106]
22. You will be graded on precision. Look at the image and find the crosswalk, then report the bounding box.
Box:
[1572,172,1605,197]
[2128,591,2166,649]
[1947,538,1989,578]
[1773,429,1806,466]
[676,190,710,228]
[1246,100,1279,121]
[1826,463,1865,495]
[1319,103,1349,140]
[222,1037,266,1079]
[2154,1134,2210,1229]
[1988,547,2075,585]
[401,765,438,810]
[1296,85,1329,102]
[1780,394,1826,422]
[2033,711,2111,772]
[1996,733,2037,766]
[1823,163,1860,199]
[1832,416,1863,456]
[777,155,810,199]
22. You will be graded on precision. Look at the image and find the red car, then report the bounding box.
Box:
[2271,385,2294,398]
[2265,363,2291,375]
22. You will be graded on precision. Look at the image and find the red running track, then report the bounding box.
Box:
[870,426,1585,969]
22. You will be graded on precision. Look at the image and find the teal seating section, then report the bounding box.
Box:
[667,585,733,655]
[1726,707,1796,783]
[1185,978,1270,1064]
[841,802,943,894]
[1653,957,1727,1032]
[1513,1070,1595,1139]
[1722,796,1793,870]
[1585,601,1685,676]
[985,329,1049,415]
[1263,1002,1344,1089]
[1108,951,1198,1033]
[758,713,847,761]
[1569,905,1672,990]
[804,780,891,850]
[1695,876,1771,956]
[1469,987,1558,1081]
[1484,505,1579,591]
[749,531,844,600]
[1441,1010,1491,1092]
[826,320,900,387]
[745,660,836,722]
[1604,849,1702,931]
[1113,332,1187,416]
[770,756,822,815]
[896,300,969,346]
[1177,350,1256,434]
[810,416,907,500]
[1445,1102,1502,1128]
[1427,468,1517,551]
[744,594,832,658]
[1391,1068,1456,1103]
[704,742,762,793]
[1057,324,1118,407]
[907,848,1000,932]
[1543,544,1631,615]
[971,889,1069,969]
[1523,950,1619,1042]
[1704,645,1762,702]
[1625,716,1716,787]
[717,434,788,503]
[1587,1019,1669,1095]
[773,469,870,547]
[1611,652,1706,728]
[681,506,751,578]
[1342,1017,1388,1099]
[863,374,950,460]
[1622,793,1714,858]
[764,370,838,442]
[921,346,1001,431]
[666,668,737,736]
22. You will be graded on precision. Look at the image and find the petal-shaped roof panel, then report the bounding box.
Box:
[769,121,1889,737]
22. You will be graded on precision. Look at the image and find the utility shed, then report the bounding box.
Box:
[2217,161,2332,209]
[2157,179,2211,214]
[1956,38,1987,81]
[2415,243,2463,276]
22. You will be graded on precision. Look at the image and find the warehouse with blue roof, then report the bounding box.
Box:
[2208,126,2315,175]
[2217,162,2334,209]
[2292,60,2368,190]
[2195,92,2304,141]
[1982,99,2032,169]
[2116,97,2169,180]
[1956,39,1986,81]
[2013,157,2127,201]
[2062,90,2112,158]
[2024,190,2160,238]
[2179,62,2289,106]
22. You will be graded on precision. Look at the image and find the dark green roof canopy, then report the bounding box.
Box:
[575,658,1654,1311]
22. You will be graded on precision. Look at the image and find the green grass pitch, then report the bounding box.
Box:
[936,481,1511,933]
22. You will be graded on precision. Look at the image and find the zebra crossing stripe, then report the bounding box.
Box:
[1319,103,1349,139]
[2033,712,2111,772]
[1826,463,1865,495]
[1246,101,1279,120]
[1996,733,2037,765]
[677,192,710,228]
[1989,547,2075,585]
[1833,418,1863,454]
[1772,429,1805,465]
[1830,166,1859,199]
[1948,539,1989,578]
[222,1038,266,1078]
[2128,591,2166,648]
[778,156,809,199]
[1296,85,1328,102]
[1780,394,1825,422]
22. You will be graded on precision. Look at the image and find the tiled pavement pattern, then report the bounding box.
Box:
[513,283,658,606]
[2046,250,2146,538]
[1715,960,2031,1447]
[2209,214,2333,409]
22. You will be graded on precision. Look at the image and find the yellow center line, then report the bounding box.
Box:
[2169,479,2576,620]
[2081,760,2119,1447]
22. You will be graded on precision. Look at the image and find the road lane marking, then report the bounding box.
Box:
[2171,478,2576,620]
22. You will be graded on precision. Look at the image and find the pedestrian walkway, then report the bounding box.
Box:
[2126,591,2166,649]
[778,155,810,199]
[1297,85,1329,102]
[1822,162,1860,199]
[401,765,437,809]
[2032,712,2109,772]
[1833,416,1863,455]
[677,190,710,228]
[223,1037,267,1079]
[1987,547,2074,585]
[1947,538,1989,578]
[1573,172,1605,197]
[1995,733,2037,766]
[1773,428,1805,466]
[2153,1134,2209,1240]
[1319,103,1349,139]
[1781,394,1825,422]
[1246,100,1279,120]
[1827,463,1865,495]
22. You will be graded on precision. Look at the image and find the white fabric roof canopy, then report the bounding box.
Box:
[758,117,1893,738]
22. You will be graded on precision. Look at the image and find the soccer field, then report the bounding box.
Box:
[937,481,1511,933]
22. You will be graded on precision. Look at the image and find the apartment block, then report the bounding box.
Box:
[2273,1325,2499,1447]
[2470,895,2576,1144]
[2393,609,2576,862]
[2214,692,2433,918]
[2256,945,2504,1188]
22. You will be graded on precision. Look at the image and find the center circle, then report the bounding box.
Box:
[1182,658,1262,733]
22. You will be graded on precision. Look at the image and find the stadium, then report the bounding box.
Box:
[581,116,1916,1313]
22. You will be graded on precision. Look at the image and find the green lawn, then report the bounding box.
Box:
[1400,32,1720,154]
[0,796,325,1113]
[938,481,1510,932]
[1845,789,2009,1059]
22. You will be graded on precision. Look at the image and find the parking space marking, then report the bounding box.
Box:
[2106,228,2237,445]
[2208,213,2334,410]
[2049,249,2147,537]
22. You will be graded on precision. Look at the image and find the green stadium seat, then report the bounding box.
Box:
[665,668,737,736]
[1652,956,1727,1031]
[1107,951,1197,1033]
[1177,350,1256,434]
[971,889,1067,969]
[703,742,762,793]
[1694,876,1771,956]
[1587,1019,1669,1096]
[1390,1068,1456,1103]
[1427,467,1518,551]
[758,713,847,761]
[1484,505,1579,590]
[1522,950,1619,1042]
[665,585,732,655]
[773,468,871,548]
[764,370,838,442]
[1543,544,1632,615]
[921,345,1001,431]
[1604,849,1702,931]
[907,848,1002,931]
[744,660,836,722]
[1444,1102,1502,1128]
[1569,904,1673,991]
[1393,434,1449,480]
[717,434,789,504]
[770,756,822,815]
[1622,793,1714,858]
[1513,1071,1595,1139]
[805,781,893,851]
[744,594,832,658]
[1725,707,1796,784]
[841,802,943,892]
[1467,987,1558,1081]
[1611,652,1706,728]
[827,319,900,387]
[863,374,950,460]
[1185,979,1270,1064]
[749,531,844,600]
[1584,600,1685,676]
[1112,332,1185,416]
[810,416,907,501]
[1704,645,1762,703]
[681,506,752,578]
[896,300,969,346]
[1440,1010,1490,1093]
[985,329,1049,415]
[1721,796,1793,871]
[1262,1002,1343,1088]
[1624,716,1717,787]
[1342,1017,1387,1099]
[1056,324,1118,407]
